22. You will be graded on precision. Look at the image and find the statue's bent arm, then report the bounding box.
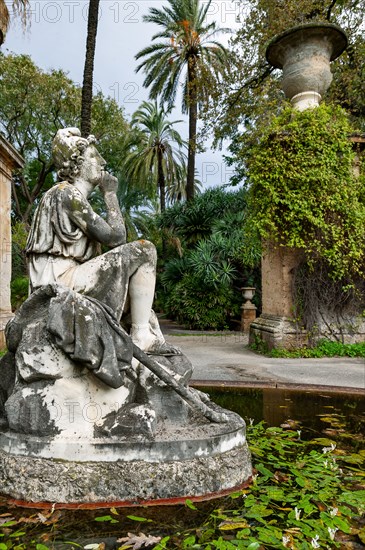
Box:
[64,188,127,248]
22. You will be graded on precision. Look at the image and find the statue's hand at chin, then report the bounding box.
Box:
[99,171,118,194]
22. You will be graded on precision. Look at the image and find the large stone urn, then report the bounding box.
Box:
[266,22,347,110]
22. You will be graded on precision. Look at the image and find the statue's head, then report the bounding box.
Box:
[53,128,97,183]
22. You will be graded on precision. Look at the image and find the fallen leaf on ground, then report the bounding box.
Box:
[117,532,162,549]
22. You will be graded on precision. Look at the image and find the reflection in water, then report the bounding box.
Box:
[199,386,365,443]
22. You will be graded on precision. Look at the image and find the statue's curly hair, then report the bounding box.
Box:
[53,128,96,183]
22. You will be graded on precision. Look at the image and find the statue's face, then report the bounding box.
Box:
[79,144,106,185]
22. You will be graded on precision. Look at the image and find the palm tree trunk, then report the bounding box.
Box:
[158,150,167,257]
[81,0,100,137]
[187,59,197,202]
[158,150,166,212]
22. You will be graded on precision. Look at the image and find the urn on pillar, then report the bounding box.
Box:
[249,22,348,350]
[240,287,257,333]
[266,23,347,110]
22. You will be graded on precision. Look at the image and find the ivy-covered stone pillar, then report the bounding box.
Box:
[249,23,347,350]
[0,135,24,348]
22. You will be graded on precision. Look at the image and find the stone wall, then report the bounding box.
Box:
[0,136,24,349]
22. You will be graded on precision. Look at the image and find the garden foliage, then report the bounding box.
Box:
[158,187,261,330]
[246,103,365,282]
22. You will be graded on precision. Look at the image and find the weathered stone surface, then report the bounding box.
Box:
[250,313,307,351]
[95,403,156,438]
[0,406,246,461]
[0,438,251,504]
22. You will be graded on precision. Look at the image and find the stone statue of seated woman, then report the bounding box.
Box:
[26,127,176,355]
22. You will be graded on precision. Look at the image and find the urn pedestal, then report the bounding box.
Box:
[240,287,257,333]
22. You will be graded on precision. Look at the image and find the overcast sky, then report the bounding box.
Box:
[4,0,242,188]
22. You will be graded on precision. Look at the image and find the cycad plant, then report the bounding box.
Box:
[123,100,186,213]
[159,187,262,329]
[135,0,228,201]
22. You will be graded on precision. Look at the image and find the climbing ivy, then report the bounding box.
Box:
[246,103,365,281]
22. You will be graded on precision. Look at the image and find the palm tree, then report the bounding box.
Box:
[0,0,29,44]
[116,172,158,242]
[135,0,228,201]
[123,100,186,214]
[167,163,202,204]
[81,0,100,137]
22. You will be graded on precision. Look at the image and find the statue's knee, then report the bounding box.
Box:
[137,240,157,264]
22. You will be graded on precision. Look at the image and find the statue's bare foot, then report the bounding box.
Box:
[131,324,182,356]
[147,340,182,356]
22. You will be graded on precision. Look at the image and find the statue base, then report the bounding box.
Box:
[0,285,252,504]
[0,407,251,504]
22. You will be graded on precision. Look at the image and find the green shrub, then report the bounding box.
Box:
[164,273,239,330]
[158,187,261,329]
[11,276,29,310]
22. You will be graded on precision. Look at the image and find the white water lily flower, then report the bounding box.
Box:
[311,535,320,548]
[322,443,336,454]
[294,507,301,521]
[282,535,291,547]
[328,527,338,541]
[329,507,338,517]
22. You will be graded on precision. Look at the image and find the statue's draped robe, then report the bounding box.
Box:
[26,182,155,322]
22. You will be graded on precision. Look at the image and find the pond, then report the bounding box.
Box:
[195,385,365,448]
[0,386,364,550]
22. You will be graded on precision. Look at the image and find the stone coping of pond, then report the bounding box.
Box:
[191,380,365,396]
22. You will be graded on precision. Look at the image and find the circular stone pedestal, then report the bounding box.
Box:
[0,408,251,505]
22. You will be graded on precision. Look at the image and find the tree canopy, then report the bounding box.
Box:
[0,53,129,224]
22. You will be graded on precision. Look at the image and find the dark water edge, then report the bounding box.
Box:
[199,385,365,446]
